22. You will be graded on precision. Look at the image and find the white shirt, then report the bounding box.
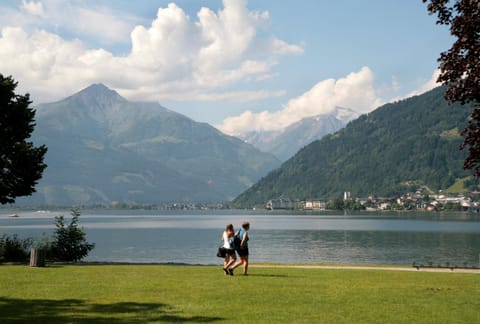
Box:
[222,231,232,249]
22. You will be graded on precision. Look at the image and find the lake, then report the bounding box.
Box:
[1,209,480,267]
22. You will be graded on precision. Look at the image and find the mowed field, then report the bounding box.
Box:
[0,264,479,323]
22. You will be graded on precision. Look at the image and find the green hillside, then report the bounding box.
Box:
[233,86,476,207]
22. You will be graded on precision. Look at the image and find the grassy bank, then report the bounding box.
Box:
[0,264,479,323]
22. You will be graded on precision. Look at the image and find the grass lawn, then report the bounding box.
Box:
[0,264,479,323]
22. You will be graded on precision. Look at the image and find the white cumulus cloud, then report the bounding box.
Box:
[0,0,303,104]
[22,0,44,16]
[217,67,384,136]
[386,69,442,103]
[72,6,135,44]
[407,69,442,97]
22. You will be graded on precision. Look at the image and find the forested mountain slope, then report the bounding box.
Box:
[233,86,474,207]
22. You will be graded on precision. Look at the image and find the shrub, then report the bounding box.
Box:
[32,233,54,261]
[50,209,95,262]
[0,234,33,263]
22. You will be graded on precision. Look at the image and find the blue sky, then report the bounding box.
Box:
[0,0,451,135]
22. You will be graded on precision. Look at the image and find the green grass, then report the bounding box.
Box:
[446,176,471,193]
[0,264,479,323]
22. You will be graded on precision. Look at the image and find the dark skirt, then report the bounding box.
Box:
[237,247,249,257]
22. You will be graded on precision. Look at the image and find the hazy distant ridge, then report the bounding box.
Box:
[20,84,279,205]
[240,107,359,161]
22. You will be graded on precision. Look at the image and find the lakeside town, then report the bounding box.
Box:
[266,190,480,212]
[6,190,480,212]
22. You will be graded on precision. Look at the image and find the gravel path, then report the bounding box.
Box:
[251,264,480,274]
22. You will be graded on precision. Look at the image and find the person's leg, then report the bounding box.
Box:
[225,254,236,268]
[243,256,249,275]
[224,254,229,268]
[226,255,236,275]
[229,256,243,275]
[231,256,244,270]
[223,254,231,275]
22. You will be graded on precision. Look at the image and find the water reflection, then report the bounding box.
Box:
[1,210,479,266]
[252,229,480,266]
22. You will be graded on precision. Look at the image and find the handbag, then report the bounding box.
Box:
[216,247,226,258]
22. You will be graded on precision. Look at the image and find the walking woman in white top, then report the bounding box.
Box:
[221,224,236,275]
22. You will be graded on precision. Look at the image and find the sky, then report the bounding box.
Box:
[0,0,452,136]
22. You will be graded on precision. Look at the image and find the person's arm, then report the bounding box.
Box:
[240,231,248,247]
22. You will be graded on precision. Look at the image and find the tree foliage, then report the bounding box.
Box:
[51,209,95,262]
[0,234,33,262]
[423,0,480,175]
[0,74,47,204]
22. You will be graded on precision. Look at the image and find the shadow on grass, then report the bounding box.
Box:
[0,297,224,323]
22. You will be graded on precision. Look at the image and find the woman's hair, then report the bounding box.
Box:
[226,223,234,231]
[242,221,250,229]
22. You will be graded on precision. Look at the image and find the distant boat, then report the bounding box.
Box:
[9,213,19,218]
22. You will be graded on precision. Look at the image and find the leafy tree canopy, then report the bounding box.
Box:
[0,74,47,204]
[424,0,480,175]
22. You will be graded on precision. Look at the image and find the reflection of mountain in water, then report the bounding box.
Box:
[258,228,480,266]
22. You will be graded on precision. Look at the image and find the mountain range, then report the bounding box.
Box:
[233,86,476,207]
[240,107,359,161]
[18,84,280,206]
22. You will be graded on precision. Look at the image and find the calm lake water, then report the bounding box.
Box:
[1,209,480,267]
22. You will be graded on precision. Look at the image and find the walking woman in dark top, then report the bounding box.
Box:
[229,221,250,275]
